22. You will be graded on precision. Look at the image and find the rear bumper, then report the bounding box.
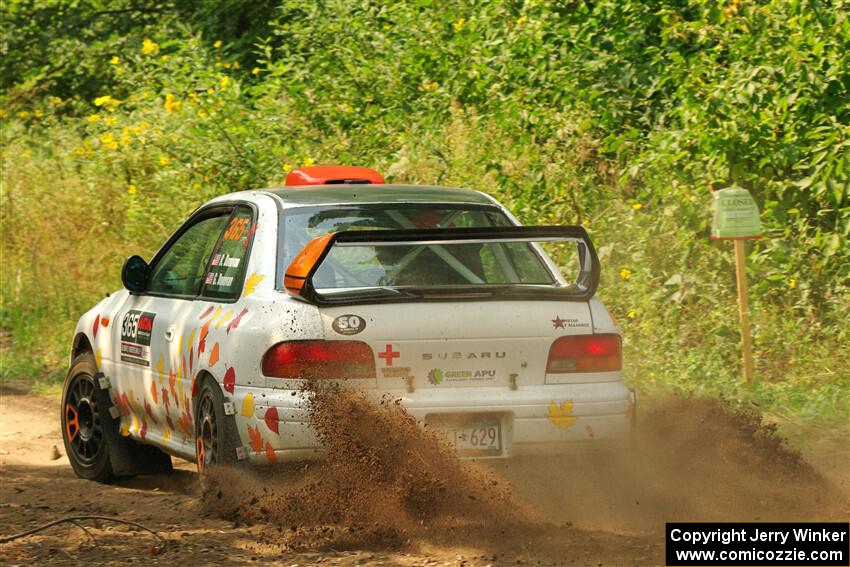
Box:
[234,382,635,463]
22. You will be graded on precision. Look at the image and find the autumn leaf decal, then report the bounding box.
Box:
[547,400,577,430]
[265,441,277,463]
[243,272,264,297]
[209,342,220,367]
[247,424,263,453]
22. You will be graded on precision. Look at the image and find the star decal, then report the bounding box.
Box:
[552,315,566,329]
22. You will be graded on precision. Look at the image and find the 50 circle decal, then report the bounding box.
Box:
[332,314,366,336]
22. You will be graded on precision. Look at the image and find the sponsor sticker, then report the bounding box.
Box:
[428,368,496,385]
[552,315,590,329]
[380,366,411,379]
[332,314,366,336]
[120,310,156,366]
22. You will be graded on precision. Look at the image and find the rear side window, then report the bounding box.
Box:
[201,206,255,300]
[147,214,231,297]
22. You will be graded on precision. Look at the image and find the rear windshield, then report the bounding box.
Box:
[278,205,557,290]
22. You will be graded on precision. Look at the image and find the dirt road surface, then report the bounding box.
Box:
[1,380,847,566]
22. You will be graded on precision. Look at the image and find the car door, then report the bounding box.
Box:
[160,205,259,447]
[112,208,232,445]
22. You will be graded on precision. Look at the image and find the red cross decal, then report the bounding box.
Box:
[378,343,400,367]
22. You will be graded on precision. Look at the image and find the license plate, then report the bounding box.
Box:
[428,415,502,456]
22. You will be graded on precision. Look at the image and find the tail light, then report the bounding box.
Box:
[546,334,621,373]
[261,340,376,379]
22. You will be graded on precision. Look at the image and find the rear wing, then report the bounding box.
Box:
[283,226,601,305]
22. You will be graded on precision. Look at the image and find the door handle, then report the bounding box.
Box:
[164,326,175,342]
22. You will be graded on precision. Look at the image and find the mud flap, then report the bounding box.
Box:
[217,396,245,465]
[93,373,173,476]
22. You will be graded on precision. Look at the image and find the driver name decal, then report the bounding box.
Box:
[120,310,156,366]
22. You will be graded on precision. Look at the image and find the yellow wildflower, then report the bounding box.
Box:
[627,310,637,319]
[516,16,528,25]
[282,163,293,173]
[188,92,198,103]
[213,39,223,49]
[581,219,590,227]
[141,38,159,55]
[422,81,438,91]
[161,54,170,62]
[303,157,315,167]
[104,116,117,126]
[788,277,797,289]
[34,109,44,118]
[192,182,201,190]
[159,155,170,166]
[164,93,182,113]
[383,23,391,31]
[94,95,120,109]
[51,96,62,105]
[87,114,101,123]
[99,132,118,150]
[632,203,642,210]
[453,18,466,32]
[207,87,215,95]
[251,67,260,75]
[110,56,119,65]
[619,267,632,280]
[233,61,240,69]
[219,75,230,88]
[120,127,132,147]
[198,108,208,117]
[17,110,30,119]
[223,62,231,69]
[127,184,137,195]
[74,142,95,159]
[132,122,149,136]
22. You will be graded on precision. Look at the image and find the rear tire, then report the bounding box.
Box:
[61,353,114,482]
[194,379,236,474]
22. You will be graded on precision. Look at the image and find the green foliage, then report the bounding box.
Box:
[1,0,847,423]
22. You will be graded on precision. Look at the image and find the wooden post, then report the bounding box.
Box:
[733,239,754,386]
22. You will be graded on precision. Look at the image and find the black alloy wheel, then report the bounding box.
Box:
[62,353,114,482]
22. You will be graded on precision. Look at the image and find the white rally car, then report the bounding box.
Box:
[61,165,634,482]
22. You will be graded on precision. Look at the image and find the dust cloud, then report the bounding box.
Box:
[202,386,849,557]
[495,396,849,534]
[202,382,526,552]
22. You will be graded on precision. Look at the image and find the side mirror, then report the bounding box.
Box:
[122,255,149,293]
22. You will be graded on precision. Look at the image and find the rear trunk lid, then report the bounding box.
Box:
[319,301,594,388]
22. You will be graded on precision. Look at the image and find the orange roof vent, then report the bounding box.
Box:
[285,165,385,186]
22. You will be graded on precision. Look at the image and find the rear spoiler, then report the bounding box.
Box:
[283,226,601,305]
